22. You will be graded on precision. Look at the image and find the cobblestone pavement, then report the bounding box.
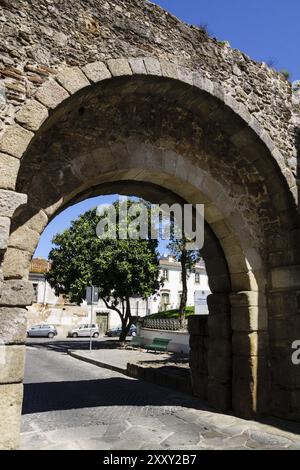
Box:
[21,340,300,450]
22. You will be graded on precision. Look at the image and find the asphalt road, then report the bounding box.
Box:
[20,338,300,450]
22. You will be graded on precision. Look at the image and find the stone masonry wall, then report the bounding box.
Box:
[0,0,297,173]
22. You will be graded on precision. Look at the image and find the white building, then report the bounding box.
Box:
[149,255,210,314]
[29,256,211,332]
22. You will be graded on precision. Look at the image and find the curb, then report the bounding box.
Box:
[68,349,193,396]
[67,349,128,376]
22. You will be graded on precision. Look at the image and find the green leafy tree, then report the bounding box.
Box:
[46,201,160,341]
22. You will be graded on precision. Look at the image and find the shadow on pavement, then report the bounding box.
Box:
[22,376,208,415]
[26,338,121,354]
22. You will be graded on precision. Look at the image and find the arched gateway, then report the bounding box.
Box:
[0,0,299,449]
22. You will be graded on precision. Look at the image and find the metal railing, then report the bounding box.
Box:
[140,317,188,331]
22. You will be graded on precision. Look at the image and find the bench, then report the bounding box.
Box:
[127,336,144,349]
[147,337,170,353]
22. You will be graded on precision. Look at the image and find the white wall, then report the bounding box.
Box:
[139,327,190,355]
[148,262,210,314]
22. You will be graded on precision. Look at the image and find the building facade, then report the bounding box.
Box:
[28,256,211,331]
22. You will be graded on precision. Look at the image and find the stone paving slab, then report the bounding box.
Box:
[21,345,300,450]
[68,347,175,374]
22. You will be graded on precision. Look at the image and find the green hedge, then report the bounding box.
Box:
[145,307,195,319]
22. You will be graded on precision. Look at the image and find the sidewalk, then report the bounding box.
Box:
[68,345,192,394]
[68,348,172,373]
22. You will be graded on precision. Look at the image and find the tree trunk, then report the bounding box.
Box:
[179,249,187,327]
[119,298,132,342]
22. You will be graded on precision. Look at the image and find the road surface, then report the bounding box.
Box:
[20,339,300,450]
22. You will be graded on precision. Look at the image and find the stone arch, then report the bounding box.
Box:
[0,57,299,450]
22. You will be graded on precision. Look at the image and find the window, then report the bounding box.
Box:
[32,283,38,302]
[161,292,170,309]
[162,269,169,281]
[195,273,200,284]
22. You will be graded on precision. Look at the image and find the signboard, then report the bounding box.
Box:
[85,286,99,305]
[194,291,209,315]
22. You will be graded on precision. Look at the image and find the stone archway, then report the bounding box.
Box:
[0,0,299,451]
[0,57,298,449]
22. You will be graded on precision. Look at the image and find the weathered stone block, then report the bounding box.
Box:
[0,190,27,218]
[271,265,300,289]
[230,291,267,308]
[190,349,208,375]
[230,271,260,292]
[0,383,23,449]
[207,274,231,293]
[177,66,193,85]
[191,373,208,400]
[231,306,267,332]
[2,248,31,279]
[24,209,48,234]
[160,60,178,79]
[107,58,132,77]
[82,61,111,83]
[15,99,48,132]
[208,347,231,382]
[0,307,27,344]
[188,315,208,336]
[269,314,300,340]
[205,204,224,223]
[233,355,258,381]
[207,379,231,411]
[208,313,231,339]
[193,73,213,94]
[35,79,69,109]
[9,225,40,253]
[271,354,300,388]
[207,293,230,315]
[226,253,250,274]
[0,280,33,306]
[270,386,300,422]
[143,57,162,76]
[0,345,25,384]
[232,378,255,418]
[56,66,90,94]
[0,124,33,159]
[0,154,20,190]
[232,331,268,356]
[189,334,205,350]
[128,58,147,75]
[0,216,10,250]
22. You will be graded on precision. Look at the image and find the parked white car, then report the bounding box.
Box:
[67,324,99,338]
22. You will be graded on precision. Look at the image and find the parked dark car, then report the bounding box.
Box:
[27,324,58,339]
[106,324,137,337]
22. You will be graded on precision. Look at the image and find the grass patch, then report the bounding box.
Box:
[145,307,195,319]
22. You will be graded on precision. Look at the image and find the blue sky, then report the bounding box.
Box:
[154,0,299,80]
[35,0,298,258]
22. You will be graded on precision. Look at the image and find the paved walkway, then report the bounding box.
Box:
[21,340,300,450]
[68,347,183,374]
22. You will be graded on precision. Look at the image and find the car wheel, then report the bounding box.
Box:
[93,332,99,338]
[48,332,54,339]
[72,333,78,338]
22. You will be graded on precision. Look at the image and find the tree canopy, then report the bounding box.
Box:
[46,201,161,340]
